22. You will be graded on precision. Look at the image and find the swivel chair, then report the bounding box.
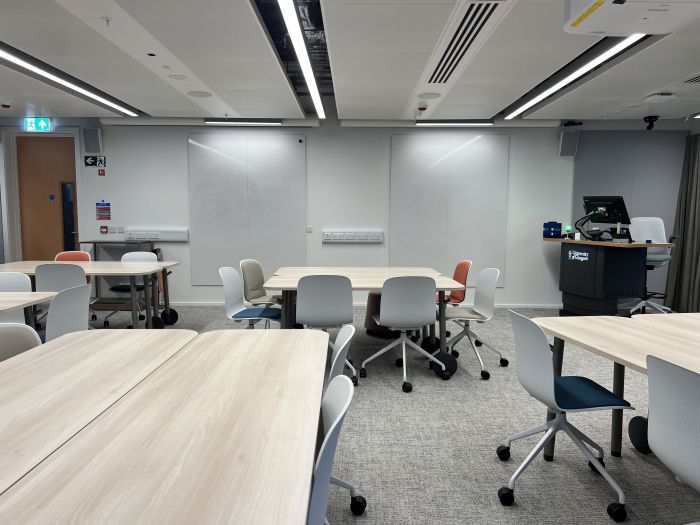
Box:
[627,217,672,314]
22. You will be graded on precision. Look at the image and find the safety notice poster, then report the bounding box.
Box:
[96,201,111,220]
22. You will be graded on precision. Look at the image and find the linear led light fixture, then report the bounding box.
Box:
[416,119,494,127]
[695,114,700,119]
[277,0,326,119]
[203,119,282,126]
[505,33,646,120]
[0,42,139,117]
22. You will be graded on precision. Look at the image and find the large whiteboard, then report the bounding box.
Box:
[389,133,509,286]
[188,133,306,285]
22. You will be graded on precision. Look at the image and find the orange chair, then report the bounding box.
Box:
[55,251,96,320]
[427,260,472,353]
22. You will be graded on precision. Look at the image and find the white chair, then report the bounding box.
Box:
[297,275,358,385]
[0,323,41,362]
[360,276,450,393]
[0,272,32,323]
[104,251,157,327]
[497,311,631,522]
[647,355,700,493]
[35,263,88,325]
[627,217,672,314]
[219,267,281,328]
[239,259,281,307]
[44,284,92,342]
[443,268,507,380]
[308,375,355,525]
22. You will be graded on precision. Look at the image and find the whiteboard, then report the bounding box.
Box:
[188,133,306,285]
[389,133,508,286]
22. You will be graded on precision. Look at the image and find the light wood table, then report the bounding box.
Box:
[543,238,673,248]
[0,329,196,496]
[0,330,328,525]
[533,315,700,458]
[265,266,463,353]
[632,312,700,342]
[0,291,57,327]
[0,261,179,329]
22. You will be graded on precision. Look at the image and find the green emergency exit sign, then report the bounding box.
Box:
[24,117,51,132]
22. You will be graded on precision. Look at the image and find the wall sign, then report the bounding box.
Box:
[96,201,111,221]
[85,155,106,167]
[24,117,51,132]
[98,168,106,177]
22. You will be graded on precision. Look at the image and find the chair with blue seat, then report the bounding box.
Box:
[219,267,280,328]
[496,310,632,523]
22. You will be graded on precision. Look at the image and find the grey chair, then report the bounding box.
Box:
[239,259,281,307]
[219,267,281,328]
[627,217,672,314]
[443,268,507,380]
[647,355,700,493]
[0,272,33,323]
[44,284,92,342]
[296,275,358,385]
[360,276,450,393]
[497,311,631,522]
[35,263,88,325]
[308,375,356,525]
[0,323,41,362]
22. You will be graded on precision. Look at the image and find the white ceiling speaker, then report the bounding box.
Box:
[564,0,700,36]
[643,92,677,104]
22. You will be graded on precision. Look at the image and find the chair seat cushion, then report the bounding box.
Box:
[373,315,427,330]
[232,307,281,320]
[444,307,485,321]
[555,376,631,410]
[646,254,671,264]
[250,294,282,305]
[110,284,145,293]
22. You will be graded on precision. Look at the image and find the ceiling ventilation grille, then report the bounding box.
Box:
[684,74,700,83]
[428,2,499,84]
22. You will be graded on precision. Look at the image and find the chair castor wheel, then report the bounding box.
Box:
[160,308,179,325]
[481,370,491,380]
[360,368,367,378]
[103,321,110,328]
[138,314,146,321]
[607,502,627,522]
[438,368,451,380]
[350,495,367,515]
[589,459,605,474]
[351,375,358,387]
[498,487,514,506]
[402,382,412,393]
[451,349,460,358]
[395,358,403,367]
[496,445,511,461]
[475,340,483,347]
[445,330,451,337]
[151,317,166,329]
[500,358,509,367]
[409,334,420,343]
[91,314,97,321]
[127,325,133,329]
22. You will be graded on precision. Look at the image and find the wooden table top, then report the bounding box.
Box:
[0,329,197,495]
[0,291,57,312]
[533,316,700,375]
[543,238,673,248]
[266,266,463,291]
[631,313,700,342]
[0,260,179,276]
[0,329,329,525]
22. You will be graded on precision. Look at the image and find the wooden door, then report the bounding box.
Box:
[17,136,78,260]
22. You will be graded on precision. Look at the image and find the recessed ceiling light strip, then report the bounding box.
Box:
[203,119,283,126]
[277,0,326,119]
[504,33,646,120]
[416,120,493,127]
[0,41,141,117]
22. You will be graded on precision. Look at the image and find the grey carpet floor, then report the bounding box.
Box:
[94,307,700,525]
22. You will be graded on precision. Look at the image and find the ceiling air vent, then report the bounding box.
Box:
[684,74,700,83]
[428,2,499,84]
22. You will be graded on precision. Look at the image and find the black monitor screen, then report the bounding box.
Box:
[583,196,631,224]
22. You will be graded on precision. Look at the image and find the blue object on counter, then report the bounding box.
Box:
[543,221,562,238]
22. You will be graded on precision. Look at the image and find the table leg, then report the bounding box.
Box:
[24,306,36,330]
[151,272,159,320]
[162,268,171,317]
[544,337,565,461]
[143,275,153,329]
[281,290,294,329]
[130,276,139,328]
[611,362,625,457]
[438,291,447,353]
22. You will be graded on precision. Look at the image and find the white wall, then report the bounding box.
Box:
[77,122,573,307]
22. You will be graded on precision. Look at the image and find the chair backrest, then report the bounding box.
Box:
[508,310,558,410]
[0,323,41,362]
[219,267,246,318]
[44,284,91,342]
[121,251,157,262]
[379,276,436,329]
[0,272,32,323]
[473,268,500,319]
[448,260,472,303]
[629,217,671,261]
[308,375,354,525]
[647,355,700,492]
[240,259,266,302]
[329,325,355,381]
[296,275,353,327]
[55,251,91,284]
[35,263,87,293]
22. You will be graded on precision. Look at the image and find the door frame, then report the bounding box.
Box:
[1,127,82,261]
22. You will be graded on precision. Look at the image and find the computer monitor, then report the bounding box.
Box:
[582,196,631,225]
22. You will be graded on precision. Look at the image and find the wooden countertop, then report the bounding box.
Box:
[0,291,57,312]
[543,238,673,248]
[0,260,179,276]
